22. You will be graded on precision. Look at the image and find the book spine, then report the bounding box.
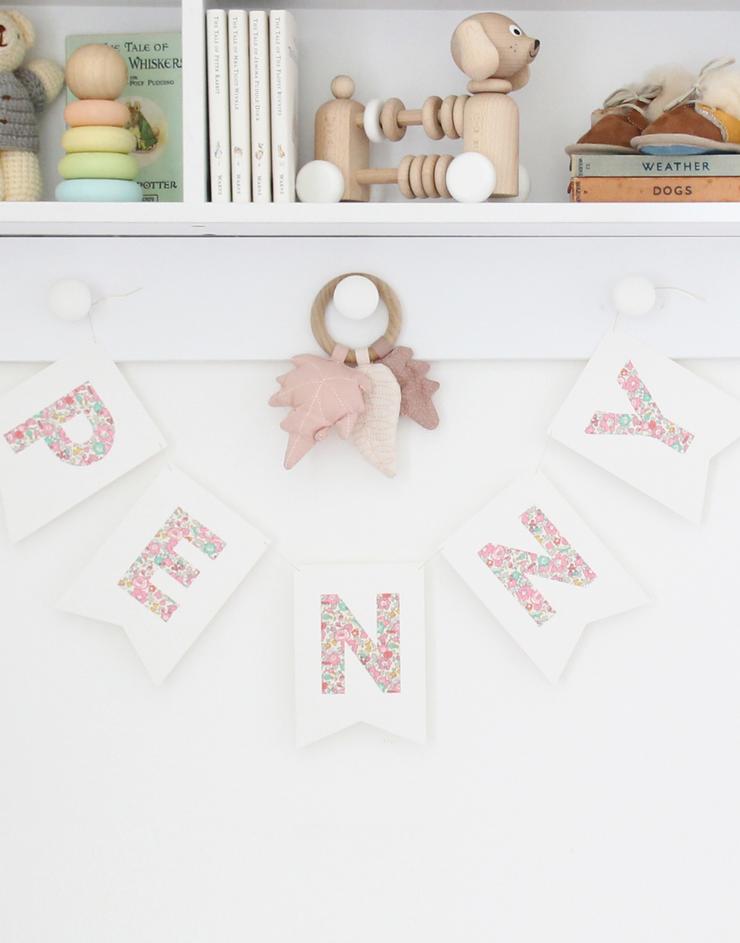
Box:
[571,154,740,178]
[269,10,298,203]
[206,10,231,203]
[249,11,272,203]
[228,10,251,202]
[571,176,740,202]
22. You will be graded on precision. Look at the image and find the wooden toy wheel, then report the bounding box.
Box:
[311,272,402,364]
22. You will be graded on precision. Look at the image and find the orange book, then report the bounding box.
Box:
[570,176,740,202]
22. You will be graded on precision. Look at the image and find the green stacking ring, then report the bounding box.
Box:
[62,126,137,154]
[58,152,139,181]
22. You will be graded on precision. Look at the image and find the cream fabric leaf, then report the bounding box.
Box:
[352,363,401,477]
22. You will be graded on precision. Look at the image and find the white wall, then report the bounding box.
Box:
[1,357,739,942]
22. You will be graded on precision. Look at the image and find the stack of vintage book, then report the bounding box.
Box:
[569,154,740,203]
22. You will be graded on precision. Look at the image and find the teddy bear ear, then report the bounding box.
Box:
[7,9,36,47]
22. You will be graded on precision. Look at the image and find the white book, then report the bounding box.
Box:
[228,10,251,202]
[249,10,271,203]
[206,9,231,202]
[269,10,298,203]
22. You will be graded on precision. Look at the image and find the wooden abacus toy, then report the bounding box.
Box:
[56,44,141,203]
[296,12,540,204]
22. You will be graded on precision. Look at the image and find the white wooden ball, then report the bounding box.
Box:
[363,99,385,144]
[446,152,496,203]
[333,275,380,321]
[611,275,657,318]
[65,44,129,101]
[296,161,345,203]
[48,279,93,322]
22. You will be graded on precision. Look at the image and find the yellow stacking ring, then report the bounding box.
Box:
[58,152,139,181]
[62,126,136,155]
[64,99,130,128]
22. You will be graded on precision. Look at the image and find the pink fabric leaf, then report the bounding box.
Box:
[269,354,371,469]
[379,346,440,430]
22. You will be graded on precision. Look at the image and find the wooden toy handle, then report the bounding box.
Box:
[311,273,402,364]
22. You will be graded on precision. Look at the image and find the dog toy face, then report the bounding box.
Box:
[0,8,34,73]
[451,12,540,88]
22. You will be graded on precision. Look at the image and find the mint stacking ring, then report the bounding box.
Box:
[55,179,143,202]
[58,152,139,181]
[62,126,137,154]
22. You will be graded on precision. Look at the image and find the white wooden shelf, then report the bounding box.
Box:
[2,202,740,237]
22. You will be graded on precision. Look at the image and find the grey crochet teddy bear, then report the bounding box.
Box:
[0,8,64,200]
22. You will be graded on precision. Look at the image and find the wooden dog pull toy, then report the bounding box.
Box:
[298,12,540,203]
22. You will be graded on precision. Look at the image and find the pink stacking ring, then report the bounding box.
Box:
[64,99,130,128]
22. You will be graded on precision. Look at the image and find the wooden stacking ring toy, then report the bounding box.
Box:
[311,273,402,365]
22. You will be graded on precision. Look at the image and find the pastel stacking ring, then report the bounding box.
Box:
[58,152,139,181]
[62,126,136,154]
[64,98,130,128]
[55,179,143,202]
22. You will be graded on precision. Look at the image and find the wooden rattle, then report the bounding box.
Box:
[270,273,440,475]
[296,12,539,203]
[57,44,141,203]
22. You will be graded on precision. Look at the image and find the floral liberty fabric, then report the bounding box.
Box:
[118,507,226,622]
[585,360,694,453]
[321,593,401,695]
[479,506,597,626]
[4,382,115,465]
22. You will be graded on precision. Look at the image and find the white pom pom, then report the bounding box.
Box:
[611,275,657,318]
[333,275,380,320]
[48,279,92,322]
[296,160,345,203]
[445,152,496,203]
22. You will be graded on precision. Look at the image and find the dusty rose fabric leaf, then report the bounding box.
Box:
[269,354,370,468]
[379,346,440,430]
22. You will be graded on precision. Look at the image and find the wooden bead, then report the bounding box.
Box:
[439,96,459,139]
[65,43,128,101]
[421,154,439,197]
[409,155,426,198]
[434,154,453,198]
[398,155,415,199]
[380,98,406,142]
[421,96,444,140]
[363,99,384,144]
[453,95,468,138]
[331,75,355,100]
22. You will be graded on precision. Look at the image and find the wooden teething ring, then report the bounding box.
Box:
[311,273,402,365]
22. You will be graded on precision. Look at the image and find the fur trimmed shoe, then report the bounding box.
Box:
[566,67,694,155]
[633,58,740,154]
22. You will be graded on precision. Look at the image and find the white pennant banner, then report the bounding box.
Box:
[442,472,648,681]
[0,343,166,541]
[294,563,426,746]
[549,331,740,522]
[58,465,269,683]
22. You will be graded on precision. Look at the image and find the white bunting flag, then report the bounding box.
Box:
[0,344,166,541]
[294,563,426,746]
[441,472,647,681]
[549,331,740,521]
[58,466,269,683]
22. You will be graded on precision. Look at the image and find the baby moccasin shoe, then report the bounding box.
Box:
[566,66,694,156]
[566,85,660,155]
[633,58,740,154]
